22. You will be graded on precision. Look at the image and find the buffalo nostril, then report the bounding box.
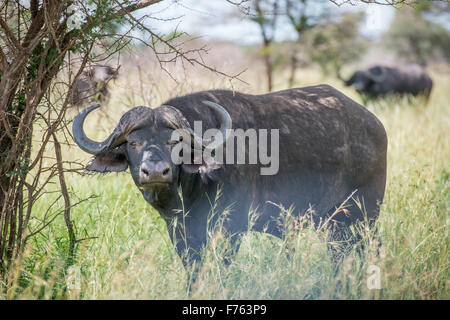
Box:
[162,168,170,176]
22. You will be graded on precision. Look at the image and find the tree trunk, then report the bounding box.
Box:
[264,54,273,92]
[262,40,273,92]
[0,96,26,273]
[288,53,297,88]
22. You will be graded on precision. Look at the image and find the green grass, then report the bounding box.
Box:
[1,65,448,300]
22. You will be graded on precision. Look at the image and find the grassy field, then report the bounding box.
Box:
[1,59,449,300]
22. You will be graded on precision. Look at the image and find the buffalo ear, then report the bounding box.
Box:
[345,75,355,86]
[86,146,128,173]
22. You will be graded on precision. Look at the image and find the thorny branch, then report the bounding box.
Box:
[0,0,244,279]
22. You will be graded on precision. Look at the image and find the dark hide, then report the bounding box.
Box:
[344,65,433,101]
[81,85,388,268]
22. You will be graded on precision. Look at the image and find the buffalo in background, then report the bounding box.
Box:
[338,64,433,103]
[71,65,118,106]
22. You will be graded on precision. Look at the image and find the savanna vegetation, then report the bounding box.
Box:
[1,59,449,299]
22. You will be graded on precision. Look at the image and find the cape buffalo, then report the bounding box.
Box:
[72,85,387,269]
[71,65,118,106]
[339,65,433,102]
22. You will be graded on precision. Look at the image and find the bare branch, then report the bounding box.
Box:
[329,0,418,6]
[113,0,246,82]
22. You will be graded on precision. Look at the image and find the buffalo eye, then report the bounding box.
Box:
[128,141,139,148]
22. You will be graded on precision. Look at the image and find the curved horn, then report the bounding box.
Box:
[72,104,123,154]
[184,101,232,152]
[202,100,232,150]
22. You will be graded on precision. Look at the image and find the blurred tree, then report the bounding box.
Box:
[383,1,450,65]
[250,0,280,92]
[304,11,368,77]
[284,0,330,87]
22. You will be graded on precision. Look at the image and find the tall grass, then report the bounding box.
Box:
[1,56,448,300]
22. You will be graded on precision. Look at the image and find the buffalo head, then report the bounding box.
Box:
[72,102,232,212]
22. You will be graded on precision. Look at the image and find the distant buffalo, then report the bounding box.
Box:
[339,65,433,102]
[72,85,387,270]
[71,65,118,106]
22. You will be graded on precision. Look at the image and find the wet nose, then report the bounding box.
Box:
[139,161,172,184]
